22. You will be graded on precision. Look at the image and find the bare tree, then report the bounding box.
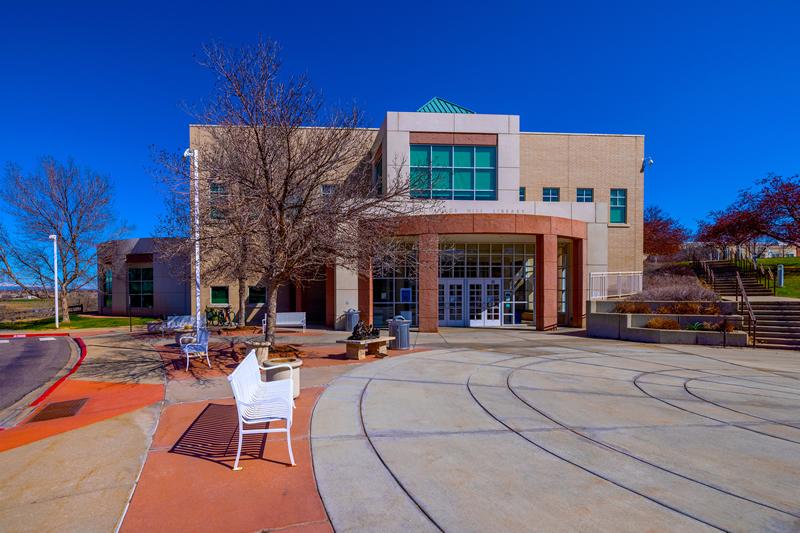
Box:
[0,158,120,323]
[160,39,431,342]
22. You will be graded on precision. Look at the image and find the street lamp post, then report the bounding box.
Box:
[183,148,201,332]
[48,234,59,328]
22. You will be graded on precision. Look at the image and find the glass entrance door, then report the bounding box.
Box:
[468,279,502,327]
[438,280,465,326]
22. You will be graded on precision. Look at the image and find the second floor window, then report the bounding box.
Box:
[576,188,594,202]
[610,188,627,223]
[321,184,337,196]
[543,187,560,202]
[519,187,526,201]
[410,144,497,201]
[373,157,383,195]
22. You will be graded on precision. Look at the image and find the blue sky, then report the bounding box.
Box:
[1,1,798,236]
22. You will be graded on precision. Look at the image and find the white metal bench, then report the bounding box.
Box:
[181,328,211,370]
[227,351,295,470]
[262,312,307,333]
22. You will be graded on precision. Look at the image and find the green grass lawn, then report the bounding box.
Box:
[0,314,155,331]
[757,257,800,298]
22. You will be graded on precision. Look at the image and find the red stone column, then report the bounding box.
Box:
[536,234,558,331]
[571,238,585,327]
[358,261,373,325]
[417,233,439,332]
[325,266,335,328]
[293,283,303,312]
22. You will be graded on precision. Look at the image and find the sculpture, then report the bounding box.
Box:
[348,320,380,340]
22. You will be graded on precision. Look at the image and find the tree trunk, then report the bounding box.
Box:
[237,277,247,328]
[59,290,70,324]
[265,283,278,344]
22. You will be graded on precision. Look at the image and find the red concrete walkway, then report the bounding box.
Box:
[121,388,331,533]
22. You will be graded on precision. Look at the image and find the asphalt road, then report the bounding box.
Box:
[0,336,72,411]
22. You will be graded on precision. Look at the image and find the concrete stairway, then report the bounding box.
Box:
[706,261,774,297]
[750,300,800,350]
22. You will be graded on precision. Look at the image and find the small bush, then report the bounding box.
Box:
[645,317,680,330]
[655,305,673,314]
[671,302,701,314]
[686,322,703,331]
[613,302,651,314]
[701,303,721,315]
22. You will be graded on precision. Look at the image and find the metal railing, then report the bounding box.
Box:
[735,271,757,347]
[697,260,717,291]
[590,271,643,300]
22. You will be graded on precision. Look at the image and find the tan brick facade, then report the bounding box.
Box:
[519,133,644,272]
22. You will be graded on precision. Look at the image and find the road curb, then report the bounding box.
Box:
[28,336,87,407]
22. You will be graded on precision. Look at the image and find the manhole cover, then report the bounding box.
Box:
[30,398,88,422]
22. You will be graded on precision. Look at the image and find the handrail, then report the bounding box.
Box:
[767,267,776,295]
[735,271,757,347]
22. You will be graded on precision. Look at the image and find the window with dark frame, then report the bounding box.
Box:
[543,187,560,202]
[210,286,229,305]
[128,267,153,308]
[519,187,526,201]
[248,286,266,305]
[576,188,594,202]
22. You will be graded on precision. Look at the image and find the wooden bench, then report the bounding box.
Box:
[336,336,396,360]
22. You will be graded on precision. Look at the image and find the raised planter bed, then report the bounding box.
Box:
[587,300,748,347]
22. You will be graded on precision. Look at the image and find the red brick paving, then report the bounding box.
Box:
[121,388,331,533]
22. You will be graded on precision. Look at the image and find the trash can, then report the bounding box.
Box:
[344,308,360,332]
[389,315,411,350]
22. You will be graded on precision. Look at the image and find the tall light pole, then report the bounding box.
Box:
[48,234,59,328]
[183,148,201,331]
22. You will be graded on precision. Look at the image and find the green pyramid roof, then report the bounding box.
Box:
[416,97,474,114]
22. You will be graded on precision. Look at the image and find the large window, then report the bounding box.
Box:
[610,188,627,223]
[543,187,560,202]
[439,243,535,325]
[211,286,229,305]
[248,286,266,305]
[410,144,497,200]
[576,188,594,202]
[128,268,153,308]
[102,270,112,308]
[373,245,417,327]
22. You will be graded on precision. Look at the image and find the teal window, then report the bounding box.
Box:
[211,286,229,305]
[248,286,266,305]
[519,187,526,201]
[410,145,496,200]
[576,188,594,202]
[128,268,153,308]
[610,188,627,223]
[102,270,112,308]
[543,187,560,202]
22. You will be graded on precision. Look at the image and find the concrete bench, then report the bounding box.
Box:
[336,336,396,360]
[262,312,307,333]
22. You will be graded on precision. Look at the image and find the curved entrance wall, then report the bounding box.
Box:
[358,214,587,332]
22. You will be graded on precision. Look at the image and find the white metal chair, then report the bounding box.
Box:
[181,328,211,370]
[227,351,295,470]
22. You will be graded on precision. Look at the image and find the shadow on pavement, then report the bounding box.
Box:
[170,403,290,470]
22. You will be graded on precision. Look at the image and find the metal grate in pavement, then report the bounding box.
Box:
[29,398,88,422]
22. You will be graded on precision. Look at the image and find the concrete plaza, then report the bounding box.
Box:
[314,328,800,532]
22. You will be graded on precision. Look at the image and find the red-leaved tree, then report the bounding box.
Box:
[643,206,689,258]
